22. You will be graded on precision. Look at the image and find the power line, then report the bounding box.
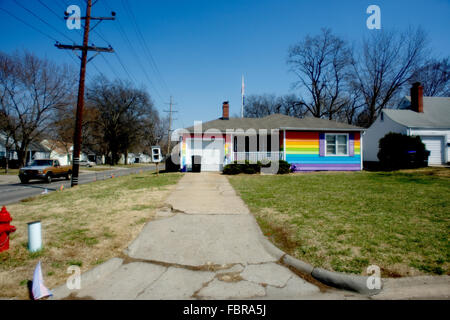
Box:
[91,28,139,86]
[12,0,76,43]
[37,0,86,38]
[102,0,165,104]
[121,0,172,96]
[0,4,94,84]
[99,53,121,80]
[38,0,66,22]
[0,6,59,42]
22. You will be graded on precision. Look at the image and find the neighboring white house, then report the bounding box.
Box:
[41,139,72,165]
[40,140,105,165]
[0,133,50,163]
[119,152,152,164]
[364,83,450,165]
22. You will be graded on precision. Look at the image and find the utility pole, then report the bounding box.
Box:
[164,96,178,155]
[55,0,115,187]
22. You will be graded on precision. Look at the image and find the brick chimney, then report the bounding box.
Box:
[410,82,423,113]
[222,101,229,120]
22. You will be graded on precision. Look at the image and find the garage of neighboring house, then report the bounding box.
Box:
[420,136,445,165]
[364,83,450,166]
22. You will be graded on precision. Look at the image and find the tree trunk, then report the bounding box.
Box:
[4,153,8,174]
[17,148,26,168]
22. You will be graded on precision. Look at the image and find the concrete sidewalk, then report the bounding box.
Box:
[53,172,363,300]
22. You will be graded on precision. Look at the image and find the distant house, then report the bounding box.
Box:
[41,139,72,165]
[0,133,50,164]
[40,140,105,165]
[178,101,365,172]
[0,135,10,160]
[119,152,152,164]
[82,147,103,165]
[364,83,450,165]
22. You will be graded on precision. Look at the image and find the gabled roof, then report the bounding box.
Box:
[0,135,50,152]
[28,141,50,152]
[41,139,72,155]
[185,114,363,133]
[384,96,450,129]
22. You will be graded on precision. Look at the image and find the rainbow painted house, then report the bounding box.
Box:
[179,102,364,172]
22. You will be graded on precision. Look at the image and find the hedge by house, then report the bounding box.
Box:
[223,160,291,175]
[377,132,429,170]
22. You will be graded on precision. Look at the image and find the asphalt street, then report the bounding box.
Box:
[0,164,160,206]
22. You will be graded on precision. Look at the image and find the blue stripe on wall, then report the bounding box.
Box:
[286,155,361,163]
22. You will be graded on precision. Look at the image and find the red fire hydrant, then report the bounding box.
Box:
[0,206,16,252]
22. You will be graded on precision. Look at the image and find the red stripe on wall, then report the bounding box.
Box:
[286,131,319,140]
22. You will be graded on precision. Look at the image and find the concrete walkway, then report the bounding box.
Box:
[53,172,365,300]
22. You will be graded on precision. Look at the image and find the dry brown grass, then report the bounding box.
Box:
[0,172,182,299]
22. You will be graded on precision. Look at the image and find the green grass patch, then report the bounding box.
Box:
[0,168,19,175]
[228,168,450,276]
[67,260,82,267]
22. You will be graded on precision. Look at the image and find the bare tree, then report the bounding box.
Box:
[287,28,353,119]
[0,51,76,166]
[50,102,101,162]
[87,77,159,165]
[140,113,169,155]
[0,111,15,172]
[244,94,278,118]
[411,57,449,96]
[244,94,305,118]
[351,27,428,127]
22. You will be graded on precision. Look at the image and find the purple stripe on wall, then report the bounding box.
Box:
[349,133,354,157]
[319,133,325,157]
[291,163,361,171]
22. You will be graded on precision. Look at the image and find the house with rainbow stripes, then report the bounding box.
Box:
[179,102,364,172]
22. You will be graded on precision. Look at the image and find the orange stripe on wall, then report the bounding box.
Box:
[286,141,319,146]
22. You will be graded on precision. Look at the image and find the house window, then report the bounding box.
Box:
[325,134,348,156]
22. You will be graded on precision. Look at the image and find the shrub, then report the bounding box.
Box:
[377,132,429,170]
[278,160,292,174]
[223,160,292,175]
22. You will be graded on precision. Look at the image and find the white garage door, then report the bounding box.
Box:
[201,140,223,171]
[421,136,444,165]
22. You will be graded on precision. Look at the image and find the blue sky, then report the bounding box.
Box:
[1,0,449,130]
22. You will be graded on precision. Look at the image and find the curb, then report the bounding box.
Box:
[230,179,383,297]
[259,234,382,296]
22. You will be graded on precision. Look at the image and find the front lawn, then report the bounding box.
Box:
[228,168,449,277]
[0,171,183,299]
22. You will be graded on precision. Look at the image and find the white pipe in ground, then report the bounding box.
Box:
[27,220,42,252]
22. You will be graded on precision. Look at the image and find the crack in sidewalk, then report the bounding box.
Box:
[135,267,169,299]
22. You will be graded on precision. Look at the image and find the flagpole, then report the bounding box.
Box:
[241,75,245,118]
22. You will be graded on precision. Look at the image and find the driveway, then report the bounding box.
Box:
[53,173,363,300]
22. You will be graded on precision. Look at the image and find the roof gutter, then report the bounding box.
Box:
[279,127,365,132]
